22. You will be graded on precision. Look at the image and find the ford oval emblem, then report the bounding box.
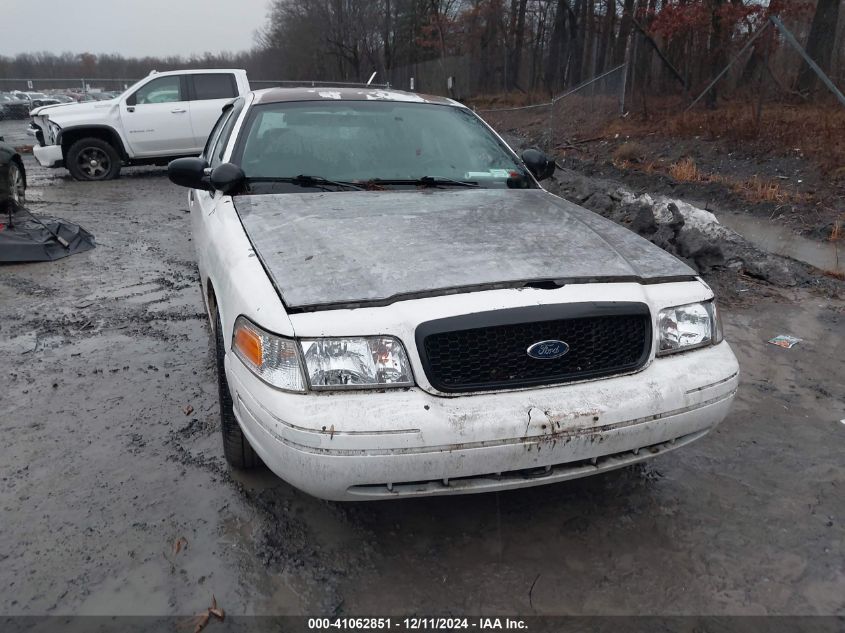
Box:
[526,340,570,360]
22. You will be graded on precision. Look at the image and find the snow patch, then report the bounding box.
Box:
[365,90,427,102]
[620,190,742,241]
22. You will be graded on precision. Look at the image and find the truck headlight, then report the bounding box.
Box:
[46,119,61,144]
[300,337,414,390]
[657,300,723,356]
[232,317,305,392]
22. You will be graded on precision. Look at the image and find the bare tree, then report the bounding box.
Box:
[796,0,842,93]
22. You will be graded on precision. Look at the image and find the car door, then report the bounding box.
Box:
[191,103,242,292]
[187,74,239,149]
[121,75,196,157]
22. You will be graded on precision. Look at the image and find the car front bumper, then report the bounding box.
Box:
[227,341,739,501]
[33,144,63,168]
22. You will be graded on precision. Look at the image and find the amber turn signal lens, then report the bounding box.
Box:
[234,324,263,367]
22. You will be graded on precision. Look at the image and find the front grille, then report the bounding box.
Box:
[416,303,651,393]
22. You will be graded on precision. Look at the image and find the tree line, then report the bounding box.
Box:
[2,1,842,102]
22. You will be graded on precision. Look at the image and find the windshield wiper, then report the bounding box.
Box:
[370,176,479,188]
[245,175,364,191]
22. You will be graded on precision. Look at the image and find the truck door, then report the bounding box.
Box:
[121,75,196,157]
[187,74,240,149]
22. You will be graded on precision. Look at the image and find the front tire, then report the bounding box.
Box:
[66,138,121,181]
[214,312,259,469]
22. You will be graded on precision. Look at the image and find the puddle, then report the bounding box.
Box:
[716,211,843,273]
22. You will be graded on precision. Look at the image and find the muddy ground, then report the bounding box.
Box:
[1,119,844,619]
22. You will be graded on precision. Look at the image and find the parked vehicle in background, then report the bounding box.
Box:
[17,92,61,108]
[0,136,26,211]
[29,69,250,180]
[61,91,88,102]
[167,87,739,501]
[0,93,32,119]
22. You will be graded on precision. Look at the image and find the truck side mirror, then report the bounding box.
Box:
[168,157,212,191]
[521,148,556,181]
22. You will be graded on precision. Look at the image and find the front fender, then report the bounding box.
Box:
[193,193,295,354]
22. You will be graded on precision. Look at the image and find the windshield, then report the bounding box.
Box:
[234,100,530,190]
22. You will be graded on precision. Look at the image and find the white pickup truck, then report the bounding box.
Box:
[29,69,250,180]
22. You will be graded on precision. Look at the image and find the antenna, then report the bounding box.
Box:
[366,71,377,86]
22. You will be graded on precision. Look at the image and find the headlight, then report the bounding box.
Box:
[232,317,305,392]
[657,300,723,356]
[46,119,61,144]
[300,337,413,390]
[232,317,414,391]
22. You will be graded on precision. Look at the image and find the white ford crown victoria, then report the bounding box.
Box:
[168,87,738,501]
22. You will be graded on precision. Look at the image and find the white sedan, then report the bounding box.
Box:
[168,87,739,501]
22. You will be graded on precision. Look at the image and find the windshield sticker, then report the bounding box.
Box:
[465,169,514,179]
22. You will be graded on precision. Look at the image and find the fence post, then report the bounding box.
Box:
[755,42,770,132]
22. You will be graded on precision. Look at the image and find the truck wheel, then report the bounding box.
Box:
[214,312,259,469]
[66,138,121,181]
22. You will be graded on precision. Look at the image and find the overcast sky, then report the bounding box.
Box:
[3,0,271,58]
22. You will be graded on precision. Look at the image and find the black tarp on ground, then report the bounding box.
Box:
[0,211,96,263]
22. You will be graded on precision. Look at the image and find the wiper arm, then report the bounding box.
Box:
[245,175,364,191]
[370,176,479,188]
[420,176,479,188]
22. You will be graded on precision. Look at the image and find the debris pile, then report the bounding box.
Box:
[0,206,95,263]
[547,167,815,288]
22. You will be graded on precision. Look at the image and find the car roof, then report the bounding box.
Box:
[148,68,246,76]
[252,87,463,108]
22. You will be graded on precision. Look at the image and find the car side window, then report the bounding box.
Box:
[203,108,234,160]
[129,76,183,105]
[192,74,237,101]
[210,107,241,167]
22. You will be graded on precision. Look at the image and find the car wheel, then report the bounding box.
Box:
[66,138,122,181]
[214,312,259,469]
[7,160,25,209]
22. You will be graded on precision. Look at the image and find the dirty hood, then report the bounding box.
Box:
[234,189,696,312]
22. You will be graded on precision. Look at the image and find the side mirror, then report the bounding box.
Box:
[168,157,211,190]
[520,148,556,181]
[209,163,246,195]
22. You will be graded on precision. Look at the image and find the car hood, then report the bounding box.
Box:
[234,189,697,312]
[31,99,117,118]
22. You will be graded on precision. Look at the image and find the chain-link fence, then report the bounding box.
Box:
[0,78,136,93]
[477,64,628,153]
[388,56,475,99]
[0,78,137,120]
[249,79,391,90]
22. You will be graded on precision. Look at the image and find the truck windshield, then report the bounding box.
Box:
[235,100,531,189]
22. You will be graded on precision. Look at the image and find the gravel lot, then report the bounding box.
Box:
[1,119,843,618]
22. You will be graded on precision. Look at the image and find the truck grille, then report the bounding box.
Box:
[416,303,651,393]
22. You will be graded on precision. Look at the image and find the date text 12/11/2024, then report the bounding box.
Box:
[308,618,529,630]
